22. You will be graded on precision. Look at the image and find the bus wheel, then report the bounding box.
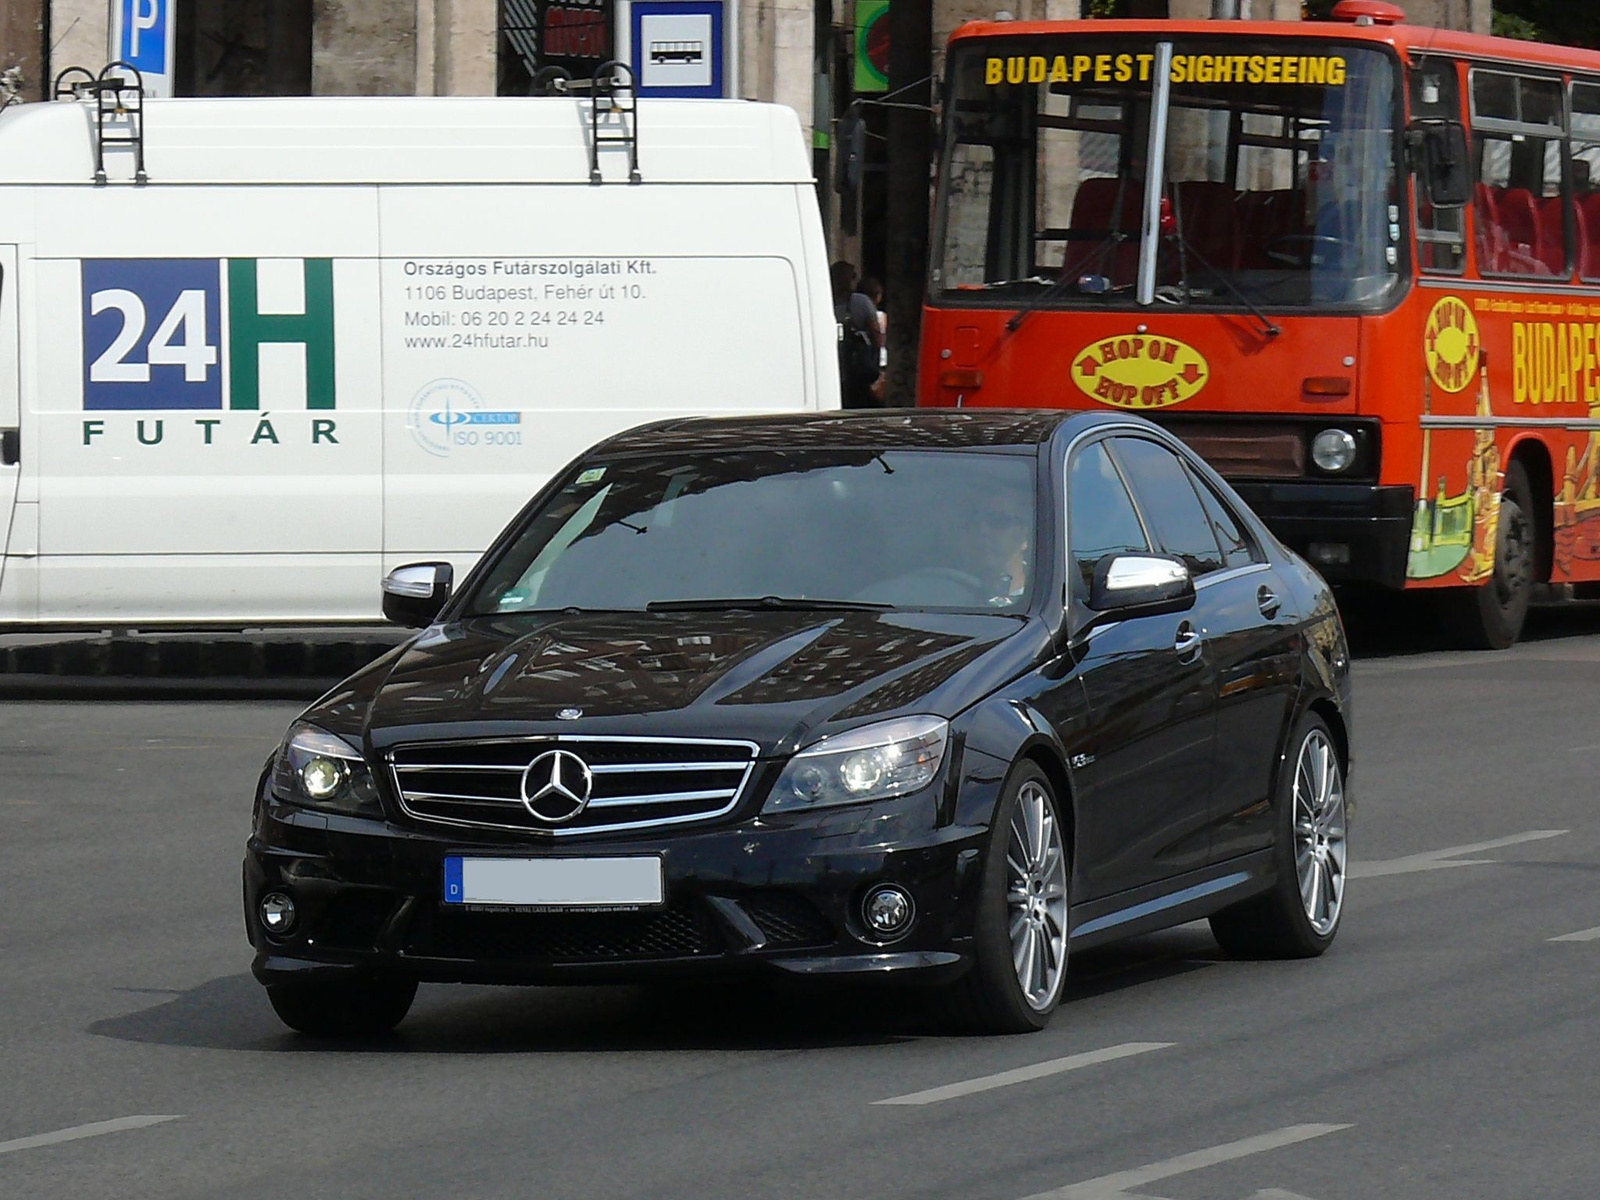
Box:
[1449,460,1535,650]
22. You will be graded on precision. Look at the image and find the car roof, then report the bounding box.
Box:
[596,408,1141,455]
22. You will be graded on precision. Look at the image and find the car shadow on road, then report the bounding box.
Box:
[89,937,1224,1054]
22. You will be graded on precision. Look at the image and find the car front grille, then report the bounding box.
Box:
[387,736,759,837]
[414,899,721,962]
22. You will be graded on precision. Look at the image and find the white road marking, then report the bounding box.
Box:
[1019,1123,1352,1200]
[874,1042,1174,1107]
[1350,830,1567,878]
[1549,925,1600,942]
[0,1115,182,1157]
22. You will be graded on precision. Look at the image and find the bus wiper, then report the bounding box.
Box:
[646,596,891,613]
[1162,233,1281,340]
[1003,235,1133,334]
[960,276,1056,291]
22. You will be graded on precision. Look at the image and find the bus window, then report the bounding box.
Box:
[931,36,1403,313]
[1573,82,1600,281]
[939,142,999,290]
[1411,57,1465,274]
[1471,70,1567,278]
[932,42,1152,295]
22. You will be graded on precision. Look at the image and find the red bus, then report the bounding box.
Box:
[918,0,1600,647]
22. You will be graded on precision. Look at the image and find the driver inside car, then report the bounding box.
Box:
[970,491,1033,605]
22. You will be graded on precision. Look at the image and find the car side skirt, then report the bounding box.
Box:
[1068,850,1276,952]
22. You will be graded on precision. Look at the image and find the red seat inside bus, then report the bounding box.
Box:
[1064,180,1311,278]
[1475,183,1563,276]
[1577,193,1600,279]
[1173,182,1241,270]
[1064,177,1144,281]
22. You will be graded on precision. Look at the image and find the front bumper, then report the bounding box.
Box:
[1230,481,1414,589]
[244,790,986,988]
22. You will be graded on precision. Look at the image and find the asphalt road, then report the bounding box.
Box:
[4,614,1600,1199]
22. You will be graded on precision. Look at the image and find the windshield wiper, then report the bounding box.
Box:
[1161,231,1281,340]
[646,596,890,613]
[1003,235,1134,335]
[959,276,1056,291]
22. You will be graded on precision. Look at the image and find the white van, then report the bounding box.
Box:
[0,77,837,628]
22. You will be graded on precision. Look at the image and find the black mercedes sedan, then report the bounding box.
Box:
[245,410,1351,1036]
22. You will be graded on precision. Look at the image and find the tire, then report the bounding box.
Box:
[1210,714,1346,960]
[1447,459,1535,650]
[954,762,1071,1033]
[266,976,417,1038]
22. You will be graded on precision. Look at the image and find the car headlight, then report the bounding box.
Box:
[271,724,381,815]
[765,715,949,814]
[1311,428,1358,474]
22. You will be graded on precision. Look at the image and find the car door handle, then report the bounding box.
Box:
[0,428,17,467]
[1257,585,1281,619]
[1173,621,1202,662]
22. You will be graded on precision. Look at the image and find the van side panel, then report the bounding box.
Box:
[376,183,816,574]
[30,185,384,624]
[0,244,21,611]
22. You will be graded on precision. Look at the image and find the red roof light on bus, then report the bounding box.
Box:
[1329,1,1405,25]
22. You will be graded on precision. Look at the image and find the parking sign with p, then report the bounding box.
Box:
[109,0,176,97]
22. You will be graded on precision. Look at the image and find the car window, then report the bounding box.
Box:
[1185,464,1261,570]
[1107,437,1225,576]
[1067,440,1151,595]
[467,449,1039,613]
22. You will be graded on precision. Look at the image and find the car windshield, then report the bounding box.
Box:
[466,450,1039,615]
[935,36,1402,310]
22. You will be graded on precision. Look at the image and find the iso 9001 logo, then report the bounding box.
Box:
[408,378,521,457]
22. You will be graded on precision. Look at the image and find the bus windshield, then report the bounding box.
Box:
[934,38,1402,311]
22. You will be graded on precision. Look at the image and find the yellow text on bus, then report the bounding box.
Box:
[983,54,1347,88]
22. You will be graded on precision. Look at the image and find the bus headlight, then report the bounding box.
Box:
[1311,428,1358,474]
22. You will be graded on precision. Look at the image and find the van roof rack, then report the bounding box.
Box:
[53,62,148,185]
[532,60,641,186]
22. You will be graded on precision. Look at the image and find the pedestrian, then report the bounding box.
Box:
[832,260,882,409]
[859,275,888,404]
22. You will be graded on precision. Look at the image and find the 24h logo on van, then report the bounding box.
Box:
[1073,332,1210,410]
[81,258,335,411]
[1424,295,1480,394]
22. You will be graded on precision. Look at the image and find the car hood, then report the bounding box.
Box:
[329,610,1046,757]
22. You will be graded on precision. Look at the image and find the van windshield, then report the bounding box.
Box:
[935,37,1403,311]
[467,450,1039,614]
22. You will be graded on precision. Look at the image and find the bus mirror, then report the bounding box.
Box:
[1410,120,1470,209]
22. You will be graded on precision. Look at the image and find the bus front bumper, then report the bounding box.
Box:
[1230,482,1414,590]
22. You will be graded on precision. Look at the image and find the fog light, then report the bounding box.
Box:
[862,885,915,939]
[260,892,297,935]
[1308,541,1352,567]
[1311,428,1358,473]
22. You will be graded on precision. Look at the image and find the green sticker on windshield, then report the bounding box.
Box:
[576,467,606,486]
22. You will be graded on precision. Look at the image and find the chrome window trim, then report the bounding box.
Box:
[387,734,761,838]
[1193,561,1272,592]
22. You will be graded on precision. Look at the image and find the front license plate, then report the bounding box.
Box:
[443,856,664,909]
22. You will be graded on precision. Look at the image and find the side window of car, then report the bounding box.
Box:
[1067,440,1151,596]
[1107,437,1225,576]
[1185,464,1262,570]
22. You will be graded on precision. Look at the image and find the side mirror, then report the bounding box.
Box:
[1408,120,1471,209]
[382,562,454,629]
[1086,553,1195,623]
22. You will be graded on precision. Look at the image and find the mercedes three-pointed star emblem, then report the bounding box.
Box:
[520,749,594,824]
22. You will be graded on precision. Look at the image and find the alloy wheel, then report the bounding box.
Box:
[1292,729,1346,937]
[1005,781,1068,1011]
